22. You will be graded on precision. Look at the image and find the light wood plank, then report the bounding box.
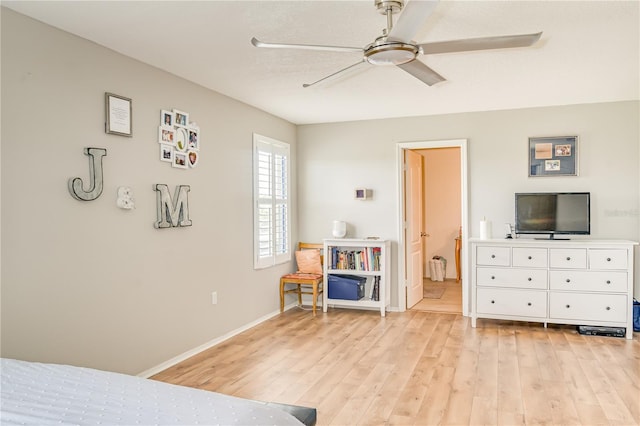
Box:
[413,365,455,425]
[497,328,524,417]
[579,358,636,424]
[541,379,581,425]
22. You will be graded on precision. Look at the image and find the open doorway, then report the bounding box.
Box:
[411,147,461,313]
[396,139,469,315]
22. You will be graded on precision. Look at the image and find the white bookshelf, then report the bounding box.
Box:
[323,238,391,316]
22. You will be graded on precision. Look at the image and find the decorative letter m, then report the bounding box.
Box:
[154,184,192,228]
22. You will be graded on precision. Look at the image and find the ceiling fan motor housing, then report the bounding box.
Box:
[375,0,404,15]
[365,38,418,65]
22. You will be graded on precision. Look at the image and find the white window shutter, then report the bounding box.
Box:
[253,134,291,269]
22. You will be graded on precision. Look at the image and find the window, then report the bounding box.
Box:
[253,134,291,269]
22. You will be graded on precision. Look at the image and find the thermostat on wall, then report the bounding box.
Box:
[355,188,372,200]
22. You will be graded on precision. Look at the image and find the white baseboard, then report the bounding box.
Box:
[137,305,296,378]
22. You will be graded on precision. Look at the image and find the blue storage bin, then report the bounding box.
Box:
[328,274,366,300]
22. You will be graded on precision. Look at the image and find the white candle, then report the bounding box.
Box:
[480,217,491,240]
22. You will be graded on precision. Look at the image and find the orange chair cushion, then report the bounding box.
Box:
[295,249,322,274]
[281,272,323,281]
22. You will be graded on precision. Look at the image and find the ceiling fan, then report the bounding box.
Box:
[251,0,542,88]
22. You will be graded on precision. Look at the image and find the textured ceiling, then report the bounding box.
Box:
[3,0,639,125]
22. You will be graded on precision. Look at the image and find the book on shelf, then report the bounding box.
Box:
[329,246,382,271]
[369,277,375,300]
[372,276,380,301]
[368,276,380,301]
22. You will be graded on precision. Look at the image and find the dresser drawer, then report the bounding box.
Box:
[549,292,627,322]
[477,288,547,318]
[549,271,627,293]
[589,249,628,270]
[549,249,587,269]
[477,267,547,289]
[476,246,510,266]
[512,248,547,268]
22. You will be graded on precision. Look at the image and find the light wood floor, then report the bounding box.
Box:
[152,309,640,425]
[412,279,462,314]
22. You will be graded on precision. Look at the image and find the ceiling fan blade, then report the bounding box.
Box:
[419,32,543,55]
[251,37,362,53]
[303,60,367,88]
[389,0,439,42]
[397,60,445,86]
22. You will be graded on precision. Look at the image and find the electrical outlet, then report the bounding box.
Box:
[211,291,218,305]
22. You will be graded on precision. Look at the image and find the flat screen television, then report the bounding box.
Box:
[515,192,590,239]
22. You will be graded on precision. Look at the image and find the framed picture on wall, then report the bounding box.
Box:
[528,136,578,177]
[160,144,174,162]
[173,109,189,128]
[173,151,188,169]
[188,127,200,150]
[160,110,174,127]
[105,93,132,137]
[187,150,199,168]
[175,127,189,152]
[158,126,175,145]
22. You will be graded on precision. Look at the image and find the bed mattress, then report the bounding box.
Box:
[1,358,305,425]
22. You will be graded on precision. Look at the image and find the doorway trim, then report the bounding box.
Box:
[396,139,469,315]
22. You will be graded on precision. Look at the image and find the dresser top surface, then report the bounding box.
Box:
[469,238,638,247]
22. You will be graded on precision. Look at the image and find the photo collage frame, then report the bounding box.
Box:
[159,109,199,169]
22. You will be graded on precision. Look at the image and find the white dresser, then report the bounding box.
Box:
[470,238,637,339]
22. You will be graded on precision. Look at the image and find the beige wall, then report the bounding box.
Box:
[416,148,461,279]
[297,102,640,309]
[1,9,297,375]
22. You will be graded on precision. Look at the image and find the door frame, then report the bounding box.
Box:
[396,139,469,315]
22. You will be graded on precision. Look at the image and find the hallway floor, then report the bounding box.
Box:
[411,278,462,314]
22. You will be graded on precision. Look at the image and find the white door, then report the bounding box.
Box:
[405,150,424,309]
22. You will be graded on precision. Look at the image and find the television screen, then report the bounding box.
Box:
[515,192,590,238]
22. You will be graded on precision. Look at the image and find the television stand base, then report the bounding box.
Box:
[530,234,572,240]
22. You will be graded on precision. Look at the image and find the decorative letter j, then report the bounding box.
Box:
[68,147,107,201]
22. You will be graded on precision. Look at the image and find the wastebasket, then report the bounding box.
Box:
[429,256,447,282]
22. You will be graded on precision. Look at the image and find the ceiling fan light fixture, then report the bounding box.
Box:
[364,41,418,66]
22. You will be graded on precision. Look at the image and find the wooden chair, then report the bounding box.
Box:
[280,242,323,316]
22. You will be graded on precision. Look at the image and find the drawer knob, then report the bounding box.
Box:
[606,280,611,285]
[528,256,532,260]
[565,279,571,283]
[491,300,495,304]
[527,277,532,281]
[527,302,532,306]
[606,306,611,311]
[566,304,571,309]
[566,257,571,261]
[606,257,612,262]
[491,276,495,280]
[491,254,496,259]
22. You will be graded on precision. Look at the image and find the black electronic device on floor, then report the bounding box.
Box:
[577,325,625,338]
